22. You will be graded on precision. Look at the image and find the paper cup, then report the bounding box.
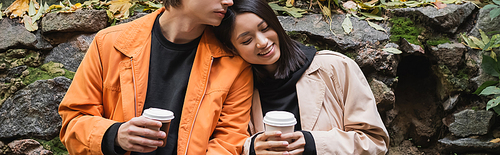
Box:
[263,111,297,142]
[142,108,174,147]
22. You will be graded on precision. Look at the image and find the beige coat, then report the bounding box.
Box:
[244,50,389,155]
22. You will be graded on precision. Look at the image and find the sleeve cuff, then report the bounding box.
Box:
[249,132,263,155]
[102,122,127,155]
[301,130,317,155]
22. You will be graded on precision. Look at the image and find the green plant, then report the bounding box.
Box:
[483,0,500,21]
[473,53,500,115]
[461,29,500,51]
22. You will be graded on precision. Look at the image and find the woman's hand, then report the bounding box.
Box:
[254,131,290,155]
[280,131,305,155]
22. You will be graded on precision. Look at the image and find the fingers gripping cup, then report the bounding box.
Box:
[142,108,174,147]
[263,111,297,142]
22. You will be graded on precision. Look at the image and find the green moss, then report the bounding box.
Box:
[35,137,68,155]
[426,37,451,46]
[21,62,75,85]
[389,17,424,45]
[345,52,357,60]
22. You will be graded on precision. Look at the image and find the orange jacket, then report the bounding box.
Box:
[59,8,253,155]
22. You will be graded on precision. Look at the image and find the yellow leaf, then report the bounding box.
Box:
[108,0,132,19]
[69,3,82,11]
[286,0,294,7]
[490,138,500,143]
[47,4,63,11]
[5,0,39,18]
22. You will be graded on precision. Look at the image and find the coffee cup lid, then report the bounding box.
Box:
[263,111,297,127]
[142,108,174,120]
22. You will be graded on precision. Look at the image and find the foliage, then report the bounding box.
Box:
[473,33,500,115]
[35,136,69,155]
[2,0,164,30]
[460,29,500,51]
[268,2,307,18]
[389,17,424,45]
[482,0,500,21]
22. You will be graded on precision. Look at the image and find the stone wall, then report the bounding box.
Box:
[0,2,499,154]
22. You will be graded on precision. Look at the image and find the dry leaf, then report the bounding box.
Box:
[23,15,38,31]
[5,0,39,18]
[108,0,132,19]
[0,3,3,20]
[286,0,294,7]
[490,138,500,143]
[343,1,357,10]
[433,0,447,9]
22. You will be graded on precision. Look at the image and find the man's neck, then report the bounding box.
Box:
[158,9,206,44]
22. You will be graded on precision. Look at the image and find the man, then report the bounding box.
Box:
[58,0,253,154]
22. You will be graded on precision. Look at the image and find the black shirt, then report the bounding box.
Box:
[102,13,200,155]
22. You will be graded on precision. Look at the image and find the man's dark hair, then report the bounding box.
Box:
[163,0,182,10]
[214,0,306,80]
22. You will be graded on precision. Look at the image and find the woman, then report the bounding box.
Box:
[214,0,389,154]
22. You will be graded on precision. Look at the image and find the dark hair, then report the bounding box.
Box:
[214,0,306,80]
[163,0,182,10]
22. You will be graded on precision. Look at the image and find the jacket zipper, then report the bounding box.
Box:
[184,56,213,155]
[130,57,138,117]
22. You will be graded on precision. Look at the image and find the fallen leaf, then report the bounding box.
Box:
[433,0,447,9]
[318,2,331,17]
[23,15,38,31]
[404,1,421,7]
[367,20,386,32]
[491,138,500,143]
[343,1,357,10]
[0,3,3,20]
[108,0,132,19]
[286,0,294,7]
[360,12,384,20]
[382,47,402,54]
[28,0,36,16]
[342,14,353,34]
[5,0,39,18]
[268,3,306,18]
[31,0,44,24]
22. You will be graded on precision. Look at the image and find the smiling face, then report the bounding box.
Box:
[181,0,233,26]
[231,13,281,71]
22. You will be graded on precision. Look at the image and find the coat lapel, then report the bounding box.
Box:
[296,62,325,131]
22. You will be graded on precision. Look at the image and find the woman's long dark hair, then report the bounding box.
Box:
[214,0,306,80]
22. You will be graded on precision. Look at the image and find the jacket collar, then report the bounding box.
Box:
[114,7,234,58]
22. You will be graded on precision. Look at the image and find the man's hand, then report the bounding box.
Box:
[280,131,305,155]
[115,117,166,153]
[254,131,290,155]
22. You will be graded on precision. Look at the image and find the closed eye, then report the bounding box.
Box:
[261,25,270,32]
[242,38,252,45]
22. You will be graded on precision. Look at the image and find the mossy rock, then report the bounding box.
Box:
[21,62,75,86]
[389,17,424,45]
[35,136,68,155]
[426,37,451,46]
